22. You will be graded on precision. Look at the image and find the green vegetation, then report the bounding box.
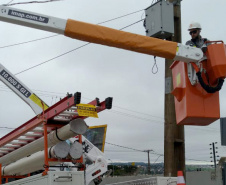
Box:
[107,162,215,176]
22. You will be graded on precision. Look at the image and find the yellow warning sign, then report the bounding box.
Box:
[77,104,98,118]
[29,93,49,110]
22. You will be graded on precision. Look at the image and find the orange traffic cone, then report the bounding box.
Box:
[177,171,186,185]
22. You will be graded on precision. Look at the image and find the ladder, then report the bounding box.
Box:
[0,92,112,161]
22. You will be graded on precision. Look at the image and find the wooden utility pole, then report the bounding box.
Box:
[147,150,151,174]
[164,0,185,177]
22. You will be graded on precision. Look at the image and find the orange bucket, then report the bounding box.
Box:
[205,42,226,85]
[170,61,220,126]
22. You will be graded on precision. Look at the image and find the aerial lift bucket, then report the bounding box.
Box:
[205,41,226,85]
[170,61,220,126]
[170,42,226,126]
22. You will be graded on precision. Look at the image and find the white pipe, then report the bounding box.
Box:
[2,142,70,176]
[50,141,70,159]
[69,141,83,159]
[0,119,88,166]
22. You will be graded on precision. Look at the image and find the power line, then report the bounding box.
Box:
[0,85,220,133]
[0,126,14,130]
[15,43,90,75]
[3,0,62,6]
[119,19,144,30]
[114,105,164,121]
[97,9,144,25]
[106,142,145,153]
[0,87,221,133]
[110,110,164,125]
[153,155,162,164]
[0,9,144,49]
[15,19,144,75]
[0,34,59,49]
[105,142,210,163]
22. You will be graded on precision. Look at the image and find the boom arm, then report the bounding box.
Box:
[0,6,203,63]
[0,63,48,114]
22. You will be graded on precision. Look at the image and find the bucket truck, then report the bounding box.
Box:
[0,5,225,126]
[0,3,226,185]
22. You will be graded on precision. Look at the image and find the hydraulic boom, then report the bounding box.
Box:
[0,5,203,63]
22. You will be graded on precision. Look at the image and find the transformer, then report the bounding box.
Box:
[144,0,174,39]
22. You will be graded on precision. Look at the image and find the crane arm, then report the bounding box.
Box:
[0,5,203,63]
[0,63,49,114]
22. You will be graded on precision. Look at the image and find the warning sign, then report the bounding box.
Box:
[77,104,98,118]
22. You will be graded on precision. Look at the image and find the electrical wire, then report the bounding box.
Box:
[15,43,90,75]
[0,86,221,133]
[110,110,164,125]
[153,155,162,164]
[97,9,144,25]
[3,0,62,6]
[6,0,14,5]
[105,142,210,163]
[0,9,144,49]
[113,105,164,121]
[0,85,220,133]
[119,19,144,30]
[14,19,144,75]
[0,126,14,129]
[0,34,59,49]
[106,142,145,153]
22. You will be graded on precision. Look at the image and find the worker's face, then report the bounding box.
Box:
[189,29,200,39]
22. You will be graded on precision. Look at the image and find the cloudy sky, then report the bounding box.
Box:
[0,0,226,166]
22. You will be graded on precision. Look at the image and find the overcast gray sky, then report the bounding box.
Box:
[0,0,226,165]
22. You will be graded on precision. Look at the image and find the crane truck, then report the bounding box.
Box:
[0,4,225,185]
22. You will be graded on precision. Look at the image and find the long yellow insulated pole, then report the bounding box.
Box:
[64,19,178,59]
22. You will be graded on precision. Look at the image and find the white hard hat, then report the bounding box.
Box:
[188,22,202,30]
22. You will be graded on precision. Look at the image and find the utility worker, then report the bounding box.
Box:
[186,22,208,48]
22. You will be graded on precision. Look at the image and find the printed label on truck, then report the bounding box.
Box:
[8,9,49,23]
[0,70,31,98]
[83,140,93,153]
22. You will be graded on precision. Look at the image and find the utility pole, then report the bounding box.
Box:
[164,0,185,177]
[147,150,151,174]
[144,149,151,174]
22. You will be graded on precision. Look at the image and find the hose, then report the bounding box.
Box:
[191,62,224,93]
[196,72,224,93]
